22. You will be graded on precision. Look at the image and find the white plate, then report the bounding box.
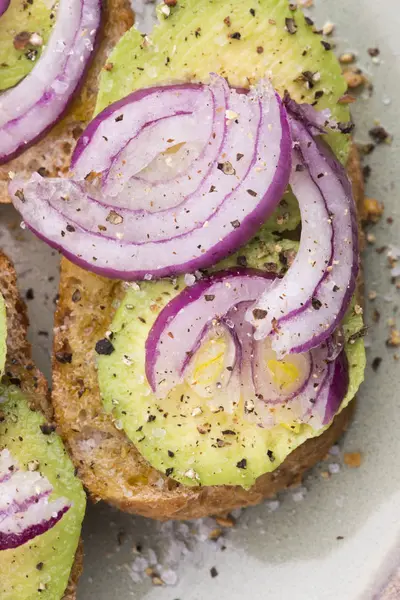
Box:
[0,0,399,598]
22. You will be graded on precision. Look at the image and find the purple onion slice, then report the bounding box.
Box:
[145,270,349,429]
[0,449,70,550]
[0,0,10,17]
[10,76,291,280]
[0,0,102,164]
[247,106,358,355]
[145,268,273,397]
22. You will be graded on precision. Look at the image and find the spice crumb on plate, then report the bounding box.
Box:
[343,452,363,468]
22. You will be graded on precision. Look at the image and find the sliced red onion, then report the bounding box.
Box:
[252,337,347,428]
[72,78,226,212]
[0,449,70,550]
[0,0,102,164]
[0,0,10,17]
[145,270,349,429]
[227,301,272,424]
[282,92,335,136]
[248,110,358,355]
[145,269,273,397]
[11,76,291,280]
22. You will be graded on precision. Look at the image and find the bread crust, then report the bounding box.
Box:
[0,252,82,600]
[0,0,134,204]
[51,145,364,521]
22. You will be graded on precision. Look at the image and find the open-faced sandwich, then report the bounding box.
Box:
[0,252,86,599]
[10,0,366,519]
[0,0,133,202]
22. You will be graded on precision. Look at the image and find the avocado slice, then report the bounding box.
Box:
[0,385,86,600]
[0,0,56,91]
[97,228,365,489]
[97,0,350,161]
[0,293,6,377]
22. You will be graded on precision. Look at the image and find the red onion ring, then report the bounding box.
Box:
[145,268,273,396]
[0,0,9,17]
[0,0,102,164]
[0,449,70,550]
[247,105,358,355]
[145,270,349,429]
[10,76,292,280]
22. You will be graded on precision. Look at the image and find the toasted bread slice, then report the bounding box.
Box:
[0,252,83,600]
[0,0,134,204]
[51,146,365,521]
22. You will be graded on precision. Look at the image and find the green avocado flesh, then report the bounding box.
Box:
[97,0,350,161]
[97,227,366,489]
[0,293,6,377]
[0,0,56,92]
[0,385,86,600]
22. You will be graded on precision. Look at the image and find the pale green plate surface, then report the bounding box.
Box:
[0,0,399,598]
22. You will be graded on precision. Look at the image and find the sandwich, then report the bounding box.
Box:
[10,0,367,520]
[0,0,133,203]
[0,252,86,599]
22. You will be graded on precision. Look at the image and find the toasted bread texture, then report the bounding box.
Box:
[0,0,134,204]
[0,252,83,600]
[51,145,365,521]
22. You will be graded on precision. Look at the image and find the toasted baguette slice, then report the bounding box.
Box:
[0,0,134,204]
[51,145,365,521]
[0,252,82,600]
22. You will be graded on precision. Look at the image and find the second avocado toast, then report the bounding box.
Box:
[0,253,86,599]
[9,0,367,520]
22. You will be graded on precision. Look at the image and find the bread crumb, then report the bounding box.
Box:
[339,53,356,64]
[387,328,400,347]
[338,94,356,105]
[343,69,365,88]
[209,528,223,540]
[322,22,335,36]
[363,197,384,223]
[343,452,362,468]
[215,515,235,528]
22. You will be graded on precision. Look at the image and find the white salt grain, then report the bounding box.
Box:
[160,569,178,585]
[266,500,280,512]
[328,463,341,474]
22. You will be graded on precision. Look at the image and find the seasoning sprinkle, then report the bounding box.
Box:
[369,126,391,144]
[40,424,56,435]
[311,297,322,310]
[267,449,275,462]
[72,289,81,303]
[368,47,380,57]
[285,17,297,35]
[106,210,124,225]
[95,338,115,355]
[252,308,268,320]
[371,357,382,372]
[55,351,72,364]
[217,161,235,175]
